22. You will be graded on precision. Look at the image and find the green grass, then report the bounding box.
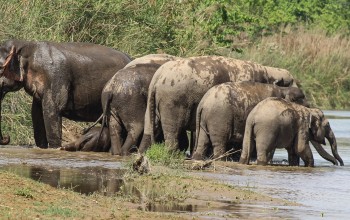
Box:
[40,206,76,218]
[15,187,34,199]
[145,143,186,169]
[0,0,349,146]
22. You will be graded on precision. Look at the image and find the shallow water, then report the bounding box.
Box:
[0,110,349,219]
[199,110,350,219]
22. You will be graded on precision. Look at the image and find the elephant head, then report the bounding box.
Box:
[0,41,27,145]
[283,86,310,107]
[265,66,298,87]
[308,108,344,166]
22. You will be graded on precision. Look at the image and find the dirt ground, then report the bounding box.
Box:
[0,163,297,219]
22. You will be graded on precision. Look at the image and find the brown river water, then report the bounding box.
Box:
[0,110,349,219]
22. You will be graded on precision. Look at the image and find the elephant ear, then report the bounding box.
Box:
[0,46,23,82]
[309,110,326,145]
[273,78,285,86]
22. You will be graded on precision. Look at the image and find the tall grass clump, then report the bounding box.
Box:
[145,143,185,169]
[0,0,349,145]
[1,91,34,145]
[237,28,350,109]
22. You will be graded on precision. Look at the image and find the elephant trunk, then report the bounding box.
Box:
[310,140,338,165]
[325,127,344,166]
[0,81,10,145]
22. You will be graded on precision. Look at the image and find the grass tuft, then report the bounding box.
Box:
[14,187,34,199]
[40,206,76,218]
[145,143,185,169]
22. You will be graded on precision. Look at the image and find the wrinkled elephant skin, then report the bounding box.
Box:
[139,56,298,153]
[0,40,131,148]
[192,81,307,160]
[101,54,178,156]
[61,127,110,152]
[239,97,343,167]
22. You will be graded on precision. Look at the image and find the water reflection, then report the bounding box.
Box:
[2,164,125,196]
[199,110,350,219]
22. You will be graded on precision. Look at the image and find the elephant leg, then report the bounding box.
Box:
[139,135,151,153]
[80,139,97,152]
[211,135,228,160]
[192,126,211,160]
[109,116,124,156]
[160,102,189,152]
[42,94,62,148]
[287,146,300,166]
[266,148,276,164]
[298,144,314,167]
[295,130,314,167]
[208,120,232,160]
[32,98,48,148]
[164,131,179,152]
[121,124,143,156]
[255,133,277,166]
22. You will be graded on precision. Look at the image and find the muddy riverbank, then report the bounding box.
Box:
[0,148,296,219]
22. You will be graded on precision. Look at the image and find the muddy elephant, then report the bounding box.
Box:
[0,40,131,148]
[192,81,309,160]
[61,127,110,152]
[139,56,298,153]
[95,54,178,156]
[239,97,344,167]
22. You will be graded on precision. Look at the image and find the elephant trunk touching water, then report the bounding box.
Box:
[322,125,344,166]
[239,97,344,167]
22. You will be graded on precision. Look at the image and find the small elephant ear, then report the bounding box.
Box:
[308,114,313,128]
[273,78,285,86]
[1,46,23,81]
[309,111,320,128]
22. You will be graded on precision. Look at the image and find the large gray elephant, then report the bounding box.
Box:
[98,54,178,156]
[0,40,131,148]
[139,56,298,153]
[239,97,344,167]
[192,81,310,160]
[61,127,110,152]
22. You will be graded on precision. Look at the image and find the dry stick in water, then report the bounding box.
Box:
[191,149,242,170]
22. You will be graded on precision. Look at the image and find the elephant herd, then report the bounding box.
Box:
[0,40,344,167]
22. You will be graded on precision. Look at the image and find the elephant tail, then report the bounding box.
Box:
[194,103,204,156]
[97,93,113,143]
[239,116,255,165]
[149,88,156,143]
[83,114,103,134]
[82,93,112,135]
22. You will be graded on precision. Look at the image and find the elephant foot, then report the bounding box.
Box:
[256,160,268,166]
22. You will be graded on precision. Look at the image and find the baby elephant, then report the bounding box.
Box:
[192,81,308,160]
[239,97,344,167]
[61,127,111,152]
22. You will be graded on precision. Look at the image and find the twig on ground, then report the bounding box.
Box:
[190,149,241,170]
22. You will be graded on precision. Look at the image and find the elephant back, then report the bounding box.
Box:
[124,54,179,69]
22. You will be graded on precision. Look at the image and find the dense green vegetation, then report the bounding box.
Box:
[0,0,349,144]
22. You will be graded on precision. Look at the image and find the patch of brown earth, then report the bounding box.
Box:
[0,162,298,219]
